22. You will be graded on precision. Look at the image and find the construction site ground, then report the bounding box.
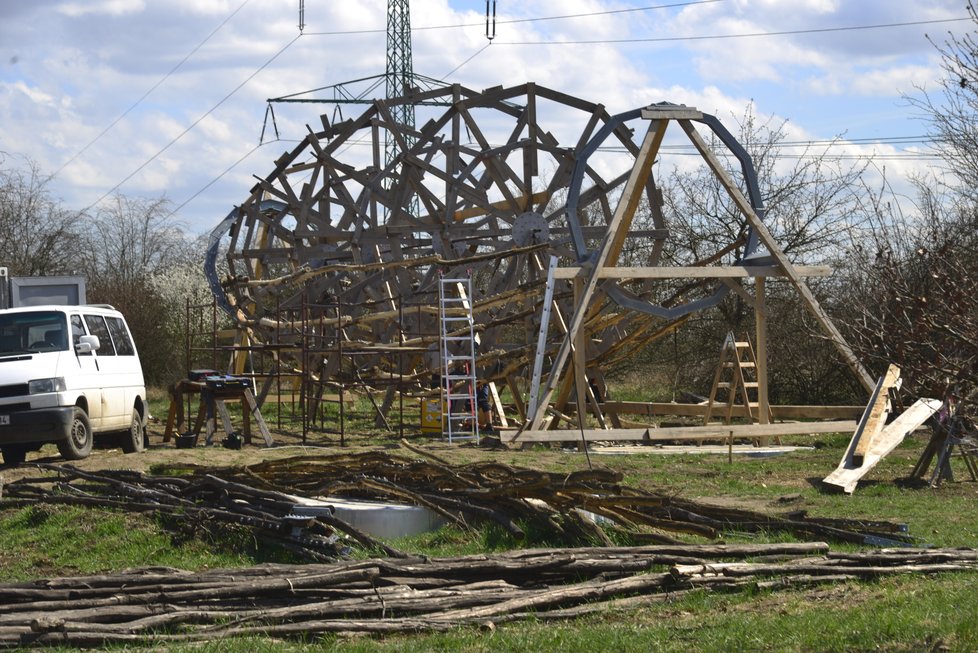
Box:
[3,413,978,652]
[5,416,978,535]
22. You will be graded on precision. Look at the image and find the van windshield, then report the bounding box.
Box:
[0,312,69,354]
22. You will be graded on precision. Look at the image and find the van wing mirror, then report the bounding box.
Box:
[77,335,100,353]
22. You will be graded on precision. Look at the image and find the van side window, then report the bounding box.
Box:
[105,317,135,356]
[83,315,116,356]
[70,315,88,352]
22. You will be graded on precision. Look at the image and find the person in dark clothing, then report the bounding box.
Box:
[476,381,493,433]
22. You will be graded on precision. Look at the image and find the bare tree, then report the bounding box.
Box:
[83,195,191,285]
[908,1,978,199]
[829,4,978,414]
[633,105,872,403]
[0,157,82,275]
[840,180,978,412]
[82,195,198,385]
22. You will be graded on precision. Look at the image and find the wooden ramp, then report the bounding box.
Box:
[823,397,941,494]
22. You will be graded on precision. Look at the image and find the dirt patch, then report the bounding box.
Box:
[0,420,357,484]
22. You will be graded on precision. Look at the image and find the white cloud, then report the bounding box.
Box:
[0,0,961,231]
[7,80,56,106]
[849,62,941,96]
[57,0,145,18]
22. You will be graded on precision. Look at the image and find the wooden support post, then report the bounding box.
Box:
[572,277,589,434]
[754,277,770,425]
[506,374,526,421]
[243,387,273,446]
[488,381,509,428]
[231,329,251,376]
[570,278,595,448]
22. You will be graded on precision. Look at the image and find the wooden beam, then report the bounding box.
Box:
[754,277,771,426]
[679,119,875,394]
[524,119,666,432]
[505,374,526,421]
[552,265,832,279]
[511,420,859,443]
[823,397,940,493]
[488,381,509,428]
[568,401,864,420]
[450,191,549,221]
[851,364,901,465]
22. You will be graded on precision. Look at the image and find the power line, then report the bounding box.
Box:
[658,135,938,150]
[167,142,267,220]
[440,42,492,78]
[302,1,726,36]
[497,17,971,45]
[54,0,252,178]
[85,34,302,213]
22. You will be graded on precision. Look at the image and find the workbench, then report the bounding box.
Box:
[164,375,273,447]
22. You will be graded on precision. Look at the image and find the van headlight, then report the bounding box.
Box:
[29,378,66,394]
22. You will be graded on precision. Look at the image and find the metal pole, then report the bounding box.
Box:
[337,302,345,446]
[398,300,404,439]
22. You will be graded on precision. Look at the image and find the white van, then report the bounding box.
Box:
[0,305,148,465]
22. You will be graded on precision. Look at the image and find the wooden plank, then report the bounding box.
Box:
[506,374,526,421]
[242,387,274,447]
[641,105,705,120]
[488,381,509,428]
[823,398,941,493]
[450,191,549,221]
[851,364,901,465]
[511,420,859,443]
[215,401,235,437]
[552,265,832,279]
[576,401,864,420]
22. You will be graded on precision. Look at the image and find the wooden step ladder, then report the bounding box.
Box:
[703,332,773,429]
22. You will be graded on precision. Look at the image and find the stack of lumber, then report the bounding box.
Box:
[0,544,976,647]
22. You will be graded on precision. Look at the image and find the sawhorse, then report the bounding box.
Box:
[164,378,273,447]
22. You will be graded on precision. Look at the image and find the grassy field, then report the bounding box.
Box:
[2,392,977,651]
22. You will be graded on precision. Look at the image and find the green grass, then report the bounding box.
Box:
[0,505,274,581]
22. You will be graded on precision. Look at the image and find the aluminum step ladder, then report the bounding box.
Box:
[439,274,479,444]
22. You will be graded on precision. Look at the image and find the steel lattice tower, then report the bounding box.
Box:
[385,0,415,175]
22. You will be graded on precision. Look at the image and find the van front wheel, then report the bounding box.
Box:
[121,408,145,454]
[58,407,93,460]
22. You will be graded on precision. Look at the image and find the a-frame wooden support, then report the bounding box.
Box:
[519,107,875,439]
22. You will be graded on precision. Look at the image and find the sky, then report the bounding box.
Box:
[0,0,970,235]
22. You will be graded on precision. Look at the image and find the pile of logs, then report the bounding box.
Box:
[165,445,919,547]
[0,446,917,563]
[0,464,400,562]
[1,543,977,647]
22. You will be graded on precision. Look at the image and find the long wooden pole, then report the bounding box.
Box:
[679,120,875,394]
[525,120,665,431]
